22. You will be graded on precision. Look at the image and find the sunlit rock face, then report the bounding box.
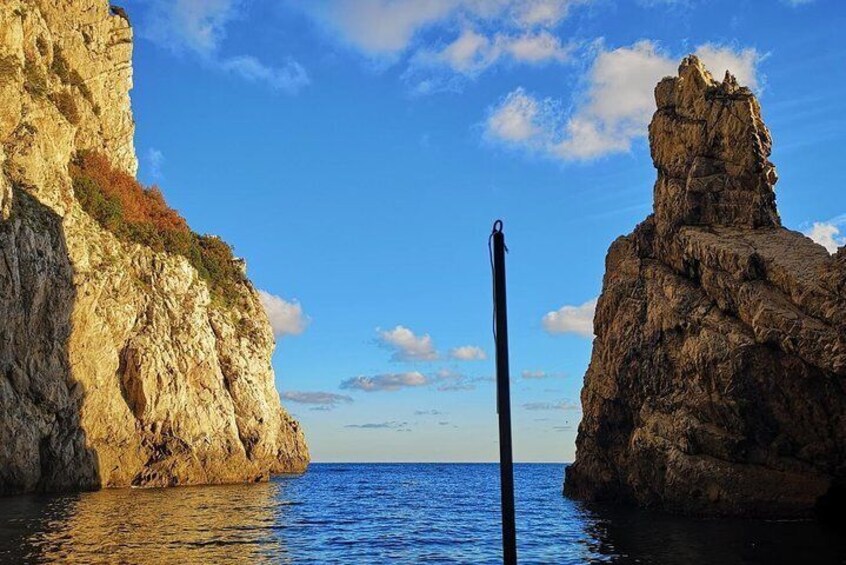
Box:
[564,56,845,517]
[0,0,308,494]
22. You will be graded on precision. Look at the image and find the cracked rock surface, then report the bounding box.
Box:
[564,56,845,517]
[1,0,308,495]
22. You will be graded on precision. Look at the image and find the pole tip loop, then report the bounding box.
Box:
[492,219,504,234]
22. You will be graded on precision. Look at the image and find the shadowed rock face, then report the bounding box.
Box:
[1,1,307,494]
[564,56,845,517]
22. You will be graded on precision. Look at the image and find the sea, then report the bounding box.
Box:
[0,463,843,564]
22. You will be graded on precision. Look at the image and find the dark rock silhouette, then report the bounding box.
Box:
[564,56,846,517]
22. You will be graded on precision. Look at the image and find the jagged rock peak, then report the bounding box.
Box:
[563,56,846,518]
[649,55,780,231]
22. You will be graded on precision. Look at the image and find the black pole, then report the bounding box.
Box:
[491,220,517,565]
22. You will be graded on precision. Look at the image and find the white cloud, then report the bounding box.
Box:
[542,298,597,337]
[486,41,763,160]
[302,0,584,90]
[142,0,309,94]
[694,44,759,89]
[485,88,555,143]
[377,326,438,361]
[341,372,429,392]
[806,221,845,254]
[258,290,308,337]
[146,148,164,180]
[449,345,487,361]
[303,0,456,56]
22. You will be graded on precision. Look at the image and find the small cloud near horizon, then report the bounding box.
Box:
[341,372,429,392]
[521,370,566,380]
[523,400,581,411]
[414,409,446,416]
[449,345,487,361]
[345,421,412,432]
[281,391,353,410]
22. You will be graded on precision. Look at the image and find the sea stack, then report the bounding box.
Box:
[0,1,308,494]
[564,56,845,517]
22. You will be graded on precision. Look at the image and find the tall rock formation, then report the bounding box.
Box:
[564,57,845,517]
[0,1,308,494]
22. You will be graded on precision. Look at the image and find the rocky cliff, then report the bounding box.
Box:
[564,57,845,517]
[0,1,308,494]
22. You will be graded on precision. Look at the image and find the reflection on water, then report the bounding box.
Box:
[1,482,290,564]
[0,464,843,564]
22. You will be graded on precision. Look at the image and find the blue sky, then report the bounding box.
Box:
[121,0,845,462]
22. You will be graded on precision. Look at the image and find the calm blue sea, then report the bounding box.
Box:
[0,463,843,564]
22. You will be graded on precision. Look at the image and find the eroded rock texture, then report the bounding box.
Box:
[0,1,308,495]
[564,57,845,517]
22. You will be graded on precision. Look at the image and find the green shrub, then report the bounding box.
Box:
[70,152,246,307]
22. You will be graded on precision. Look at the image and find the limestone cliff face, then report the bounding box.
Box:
[564,57,845,517]
[0,1,308,494]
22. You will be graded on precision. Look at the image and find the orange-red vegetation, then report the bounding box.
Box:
[70,151,245,306]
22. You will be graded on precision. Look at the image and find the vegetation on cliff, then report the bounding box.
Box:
[70,151,246,307]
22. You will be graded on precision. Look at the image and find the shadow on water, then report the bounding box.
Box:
[578,502,846,565]
[0,189,100,494]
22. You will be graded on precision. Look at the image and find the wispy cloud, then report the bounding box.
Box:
[523,400,580,411]
[281,391,353,410]
[485,41,762,160]
[805,219,845,254]
[300,1,589,57]
[220,56,309,94]
[258,291,308,337]
[414,409,447,416]
[432,368,492,392]
[542,298,596,337]
[340,372,429,392]
[412,29,573,76]
[521,370,565,380]
[300,0,588,93]
[449,345,487,361]
[140,0,309,93]
[377,326,438,361]
[345,421,412,432]
[146,148,165,180]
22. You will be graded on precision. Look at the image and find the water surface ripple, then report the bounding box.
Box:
[1,464,843,564]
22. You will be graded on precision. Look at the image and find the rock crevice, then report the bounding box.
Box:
[564,57,845,517]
